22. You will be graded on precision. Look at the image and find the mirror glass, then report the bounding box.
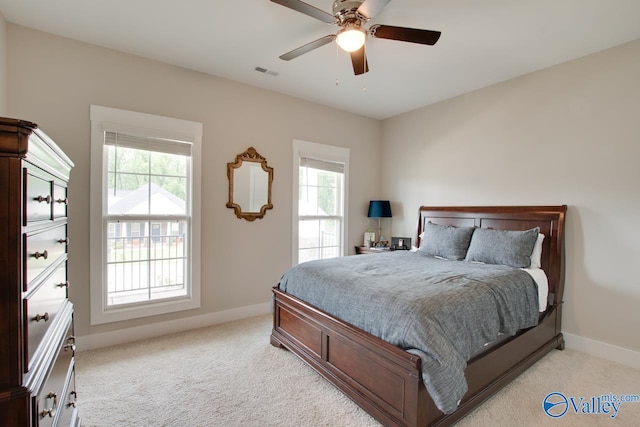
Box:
[226,147,273,221]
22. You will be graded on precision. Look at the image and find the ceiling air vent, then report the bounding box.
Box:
[254,66,279,77]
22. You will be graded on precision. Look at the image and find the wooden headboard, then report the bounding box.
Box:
[416,206,567,307]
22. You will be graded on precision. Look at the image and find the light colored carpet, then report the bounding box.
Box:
[76,314,640,426]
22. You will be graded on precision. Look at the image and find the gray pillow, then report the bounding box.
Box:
[419,222,475,261]
[465,227,540,268]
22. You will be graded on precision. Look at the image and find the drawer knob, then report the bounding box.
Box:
[40,392,57,418]
[35,195,52,204]
[56,280,70,289]
[64,335,76,352]
[56,197,69,205]
[58,237,70,245]
[33,312,50,322]
[68,390,78,408]
[33,250,48,260]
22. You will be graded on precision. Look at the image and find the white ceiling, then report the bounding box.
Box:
[1,0,640,119]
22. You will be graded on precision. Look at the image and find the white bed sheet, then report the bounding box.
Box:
[521,267,548,312]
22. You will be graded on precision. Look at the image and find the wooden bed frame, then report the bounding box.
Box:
[271,206,567,426]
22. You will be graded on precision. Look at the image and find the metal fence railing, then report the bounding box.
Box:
[106,233,186,298]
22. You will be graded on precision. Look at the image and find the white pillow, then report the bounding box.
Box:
[530,233,545,269]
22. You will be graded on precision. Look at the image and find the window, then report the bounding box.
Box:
[90,105,202,324]
[293,140,349,265]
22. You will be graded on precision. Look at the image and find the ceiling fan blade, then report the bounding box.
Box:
[270,0,335,23]
[350,47,369,75]
[357,0,391,20]
[279,35,336,61]
[369,24,441,45]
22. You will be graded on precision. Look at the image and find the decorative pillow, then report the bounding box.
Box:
[530,233,545,269]
[465,227,540,268]
[419,222,475,261]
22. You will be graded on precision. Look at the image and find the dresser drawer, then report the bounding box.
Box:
[24,225,68,290]
[24,262,68,370]
[24,168,54,223]
[36,325,75,427]
[55,366,79,427]
[53,184,69,219]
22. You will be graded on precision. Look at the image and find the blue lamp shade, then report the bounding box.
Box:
[368,200,392,218]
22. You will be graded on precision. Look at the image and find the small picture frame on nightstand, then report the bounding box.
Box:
[391,237,411,250]
[364,232,376,247]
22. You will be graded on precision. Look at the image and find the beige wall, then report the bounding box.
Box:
[382,39,640,353]
[7,24,382,339]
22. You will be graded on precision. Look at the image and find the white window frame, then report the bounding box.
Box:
[292,140,349,266]
[90,105,202,325]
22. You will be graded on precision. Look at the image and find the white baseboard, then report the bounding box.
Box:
[563,332,640,370]
[76,302,271,352]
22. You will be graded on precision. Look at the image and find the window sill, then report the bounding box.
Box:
[90,294,200,325]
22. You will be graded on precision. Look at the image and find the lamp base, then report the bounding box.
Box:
[375,218,388,247]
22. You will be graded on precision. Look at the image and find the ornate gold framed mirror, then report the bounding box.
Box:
[226,147,273,221]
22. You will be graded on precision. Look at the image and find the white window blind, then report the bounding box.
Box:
[105,131,192,157]
[300,157,345,174]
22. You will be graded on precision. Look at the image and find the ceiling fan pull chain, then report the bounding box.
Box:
[335,43,340,86]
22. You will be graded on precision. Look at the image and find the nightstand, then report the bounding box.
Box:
[355,246,391,255]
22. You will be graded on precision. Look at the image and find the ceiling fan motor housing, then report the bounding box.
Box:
[333,0,367,25]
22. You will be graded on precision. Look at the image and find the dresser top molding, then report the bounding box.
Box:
[0,117,74,179]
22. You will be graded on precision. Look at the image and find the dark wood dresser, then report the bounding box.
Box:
[0,118,80,426]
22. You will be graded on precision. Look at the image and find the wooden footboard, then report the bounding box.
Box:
[271,288,429,426]
[272,288,563,427]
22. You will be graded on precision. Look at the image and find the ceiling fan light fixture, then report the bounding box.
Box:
[336,26,366,52]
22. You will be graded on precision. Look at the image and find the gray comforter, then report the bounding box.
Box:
[277,251,540,414]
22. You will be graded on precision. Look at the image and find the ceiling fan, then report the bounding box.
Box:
[270,0,441,75]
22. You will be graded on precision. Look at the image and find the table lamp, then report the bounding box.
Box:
[367,200,392,246]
